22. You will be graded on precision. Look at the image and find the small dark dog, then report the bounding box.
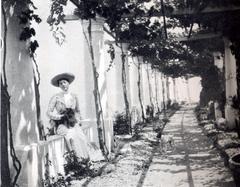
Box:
[47,108,77,136]
[61,108,77,127]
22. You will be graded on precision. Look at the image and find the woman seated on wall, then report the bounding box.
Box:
[47,72,104,161]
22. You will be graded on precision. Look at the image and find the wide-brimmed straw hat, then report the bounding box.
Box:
[51,73,75,87]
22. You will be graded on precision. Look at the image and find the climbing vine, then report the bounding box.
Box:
[120,43,131,134]
[146,64,155,114]
[18,2,45,140]
[136,57,146,122]
[1,0,42,185]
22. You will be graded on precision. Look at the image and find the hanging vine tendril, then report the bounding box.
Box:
[106,43,115,72]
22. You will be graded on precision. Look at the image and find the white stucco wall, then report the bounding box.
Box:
[2,2,39,146]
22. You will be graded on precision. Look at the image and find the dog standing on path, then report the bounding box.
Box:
[159,134,174,152]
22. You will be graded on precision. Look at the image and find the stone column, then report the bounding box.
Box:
[3,2,39,146]
[224,38,238,129]
[81,18,105,144]
[166,76,171,107]
[153,70,161,112]
[141,63,151,113]
[157,72,163,112]
[81,18,105,119]
[151,69,157,112]
[173,78,177,103]
[129,56,142,123]
[121,43,131,111]
[186,78,192,104]
[2,2,39,186]
[105,44,125,116]
[161,73,166,111]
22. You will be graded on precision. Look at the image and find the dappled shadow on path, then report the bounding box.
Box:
[140,106,235,187]
[136,138,160,187]
[78,107,234,187]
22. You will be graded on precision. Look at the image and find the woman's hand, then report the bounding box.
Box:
[56,114,64,120]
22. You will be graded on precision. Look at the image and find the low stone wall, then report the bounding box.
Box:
[11,119,114,187]
[13,135,66,187]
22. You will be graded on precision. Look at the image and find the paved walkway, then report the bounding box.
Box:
[142,105,235,187]
[71,105,235,187]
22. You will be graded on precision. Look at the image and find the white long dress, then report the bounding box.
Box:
[47,92,104,161]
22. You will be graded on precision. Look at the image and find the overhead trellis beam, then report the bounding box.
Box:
[122,5,240,17]
[104,32,222,44]
[65,14,79,21]
[175,33,222,42]
[64,13,222,42]
[64,5,240,21]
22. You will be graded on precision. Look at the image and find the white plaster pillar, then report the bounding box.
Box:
[2,3,39,186]
[186,78,192,103]
[157,72,163,111]
[3,2,39,146]
[173,78,177,103]
[147,63,154,108]
[224,38,238,129]
[166,76,171,106]
[129,56,142,123]
[141,63,151,112]
[153,70,161,112]
[79,18,107,145]
[168,77,174,103]
[105,44,125,116]
[151,69,157,111]
[160,73,166,110]
[175,78,180,102]
[81,18,105,120]
[122,43,131,110]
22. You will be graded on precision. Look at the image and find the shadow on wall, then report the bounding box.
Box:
[4,1,38,146]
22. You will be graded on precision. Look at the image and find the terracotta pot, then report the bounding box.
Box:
[229,153,240,186]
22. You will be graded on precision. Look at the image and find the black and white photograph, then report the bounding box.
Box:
[1,0,240,186]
